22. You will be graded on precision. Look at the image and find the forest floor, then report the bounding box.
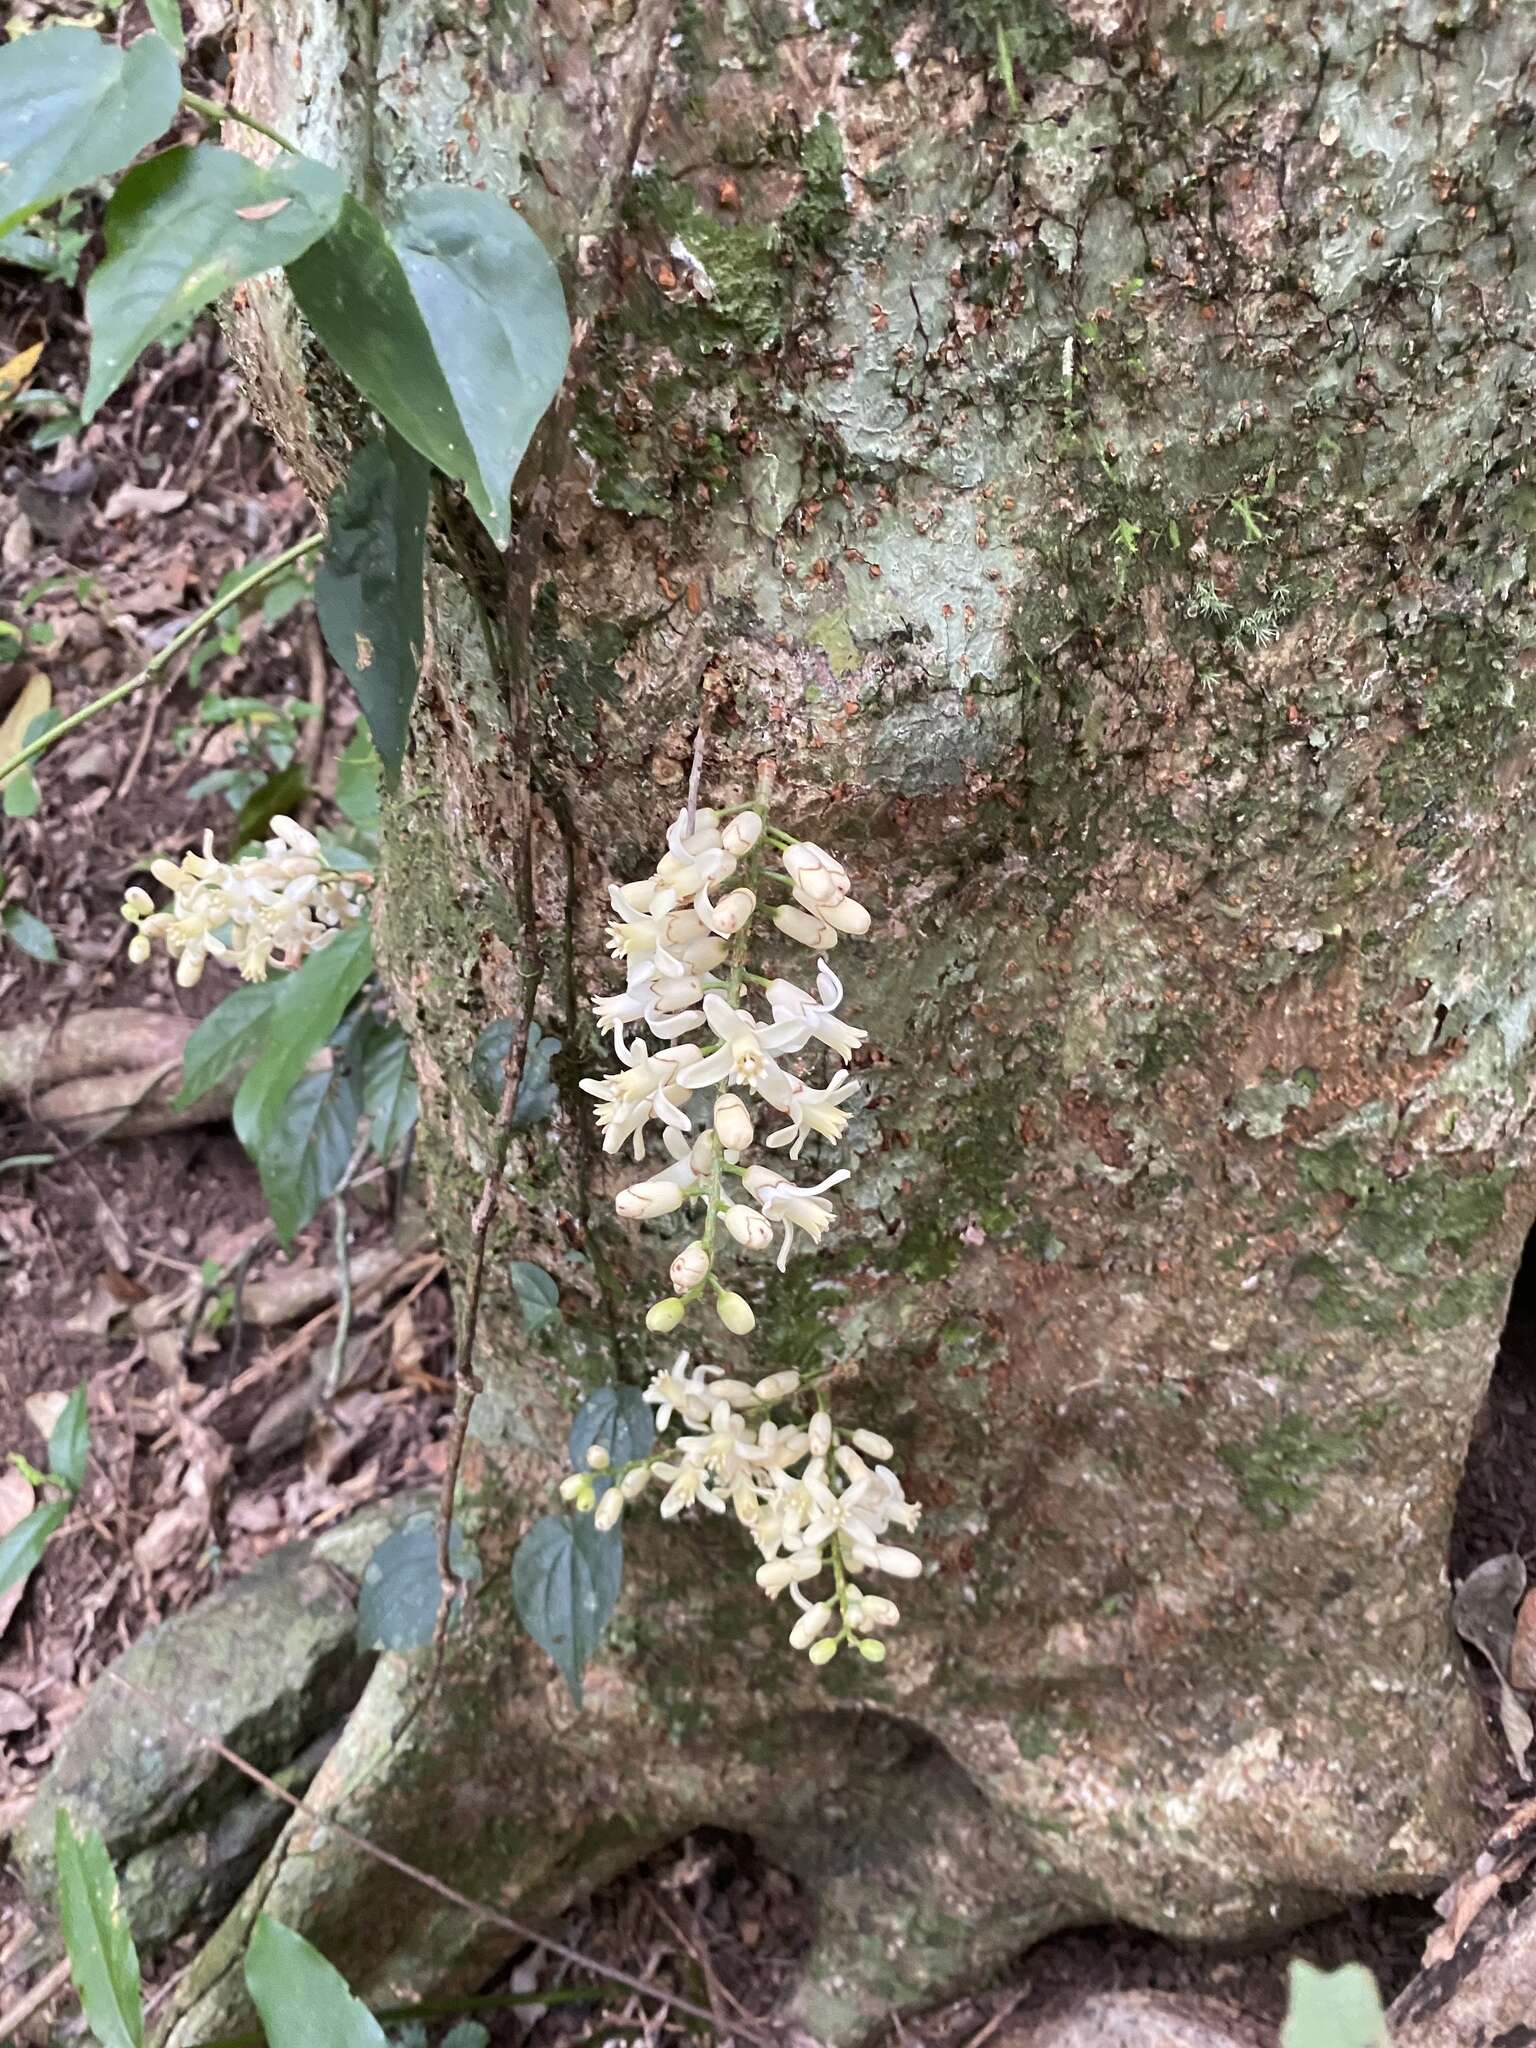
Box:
[1,258,1531,2048]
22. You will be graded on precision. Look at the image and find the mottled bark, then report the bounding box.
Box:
[167,0,1536,2038]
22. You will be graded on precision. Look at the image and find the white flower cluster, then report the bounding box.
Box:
[583,803,873,1332]
[120,817,369,987]
[561,1358,922,1664]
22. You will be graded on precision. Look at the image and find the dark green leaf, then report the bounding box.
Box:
[144,0,186,56]
[288,186,570,546]
[441,2027,490,2048]
[84,146,345,421]
[333,729,381,831]
[259,573,311,626]
[315,432,428,782]
[55,1810,143,2048]
[233,922,373,1153]
[511,1511,622,1708]
[361,1024,417,1162]
[3,903,57,961]
[569,1386,653,1474]
[0,29,180,242]
[509,1260,560,1336]
[175,978,285,1107]
[469,1017,561,1122]
[253,1060,363,1245]
[47,1384,89,1494]
[355,1512,478,1652]
[244,1916,387,2048]
[0,1498,66,1604]
[233,760,309,849]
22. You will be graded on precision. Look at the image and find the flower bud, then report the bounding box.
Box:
[715,1289,756,1335]
[584,1444,612,1471]
[670,1240,711,1292]
[808,1410,833,1457]
[722,811,763,856]
[661,905,707,946]
[714,1094,755,1152]
[790,1601,834,1649]
[680,935,731,973]
[756,1551,823,1594]
[754,1371,801,1402]
[617,875,659,913]
[782,840,850,904]
[820,895,871,936]
[808,1636,839,1665]
[655,853,695,891]
[646,1297,687,1332]
[617,1179,686,1221]
[128,934,152,965]
[773,903,839,951]
[651,973,704,1014]
[593,1486,624,1532]
[850,1428,894,1460]
[710,1378,757,1407]
[558,1472,587,1502]
[857,1594,900,1629]
[122,887,154,920]
[707,887,756,936]
[723,1204,774,1250]
[731,1471,759,1524]
[874,1543,923,1579]
[856,1637,887,1663]
[620,1463,653,1500]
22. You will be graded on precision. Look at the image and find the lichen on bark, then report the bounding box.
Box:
[160,0,1536,2038]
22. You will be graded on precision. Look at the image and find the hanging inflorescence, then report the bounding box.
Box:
[559,801,923,1666]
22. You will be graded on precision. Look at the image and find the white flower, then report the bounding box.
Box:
[616,1130,705,1218]
[767,1069,860,1160]
[642,1354,719,1429]
[122,819,368,986]
[781,841,850,906]
[713,1092,755,1151]
[764,960,867,1061]
[676,994,802,1105]
[674,1398,766,1495]
[722,1203,774,1250]
[695,877,757,937]
[656,1460,726,1517]
[755,1549,825,1597]
[743,1162,851,1271]
[605,881,686,975]
[579,1028,696,1158]
[591,970,705,1045]
[773,902,840,951]
[817,894,871,936]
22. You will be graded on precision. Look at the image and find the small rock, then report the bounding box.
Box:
[103,483,189,523]
[994,1993,1264,2048]
[0,1685,37,1733]
[2,511,32,569]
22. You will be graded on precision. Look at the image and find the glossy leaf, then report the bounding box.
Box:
[315,432,428,782]
[355,1512,478,1652]
[245,1916,387,2048]
[47,1384,89,1494]
[333,729,381,832]
[361,1023,417,1162]
[233,760,309,850]
[0,28,180,242]
[145,0,186,56]
[569,1386,653,1474]
[175,978,284,1107]
[233,922,373,1153]
[84,146,345,420]
[3,903,57,961]
[511,1511,622,1708]
[0,1498,67,1603]
[253,1061,363,1245]
[509,1260,560,1336]
[288,186,570,546]
[469,1017,561,1123]
[1280,1961,1388,2048]
[56,1809,143,2048]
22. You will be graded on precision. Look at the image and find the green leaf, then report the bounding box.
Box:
[47,1383,89,1494]
[84,146,345,421]
[315,432,428,784]
[361,1024,417,1162]
[253,1061,363,1245]
[0,1498,67,1604]
[509,1260,560,1336]
[0,28,180,242]
[233,923,373,1153]
[333,729,381,831]
[569,1386,653,1473]
[287,186,570,546]
[3,903,57,961]
[176,978,285,1107]
[244,1916,387,2048]
[511,1511,622,1708]
[144,0,186,56]
[1280,1961,1389,2048]
[55,1810,143,2048]
[233,760,310,850]
[469,1017,561,1123]
[355,1512,478,1652]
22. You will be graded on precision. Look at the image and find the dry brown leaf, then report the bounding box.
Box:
[1511,1591,1536,1692]
[22,1391,67,1448]
[102,483,189,522]
[0,341,43,404]
[1425,1862,1509,1967]
[132,1497,208,1575]
[0,672,51,793]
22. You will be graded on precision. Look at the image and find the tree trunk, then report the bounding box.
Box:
[166,1,1536,2038]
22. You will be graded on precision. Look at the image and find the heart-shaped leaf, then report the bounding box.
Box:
[288,185,570,546]
[84,145,345,420]
[569,1386,654,1474]
[253,1061,364,1245]
[315,431,428,782]
[233,922,373,1154]
[0,29,180,241]
[512,1512,622,1708]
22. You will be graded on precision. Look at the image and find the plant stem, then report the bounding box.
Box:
[181,90,301,156]
[0,533,324,786]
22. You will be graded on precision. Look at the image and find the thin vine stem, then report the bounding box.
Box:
[0,533,324,785]
[181,90,301,157]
